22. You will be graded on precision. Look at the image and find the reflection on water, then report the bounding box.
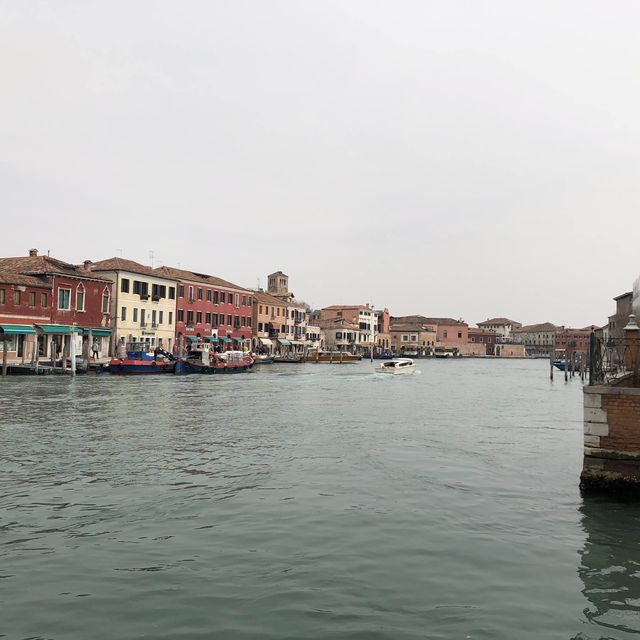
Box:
[576,497,640,639]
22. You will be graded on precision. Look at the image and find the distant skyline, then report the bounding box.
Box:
[2,1,639,327]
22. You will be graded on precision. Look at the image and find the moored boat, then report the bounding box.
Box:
[108,342,176,374]
[176,342,254,374]
[375,358,416,375]
[253,354,274,364]
[302,350,361,363]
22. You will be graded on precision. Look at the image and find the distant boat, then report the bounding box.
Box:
[253,354,274,364]
[553,359,583,372]
[272,354,303,363]
[302,351,361,363]
[375,358,416,375]
[108,342,176,374]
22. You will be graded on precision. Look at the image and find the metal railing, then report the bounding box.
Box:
[589,334,640,386]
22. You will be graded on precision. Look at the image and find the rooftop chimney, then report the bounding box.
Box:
[83,260,93,271]
[29,248,38,257]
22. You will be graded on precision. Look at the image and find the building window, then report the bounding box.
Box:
[133,308,138,323]
[102,289,110,313]
[177,309,184,322]
[13,290,21,305]
[242,295,247,306]
[40,292,47,307]
[197,288,203,300]
[188,286,194,302]
[169,286,175,300]
[402,335,408,341]
[235,294,240,308]
[187,310,194,325]
[159,310,164,325]
[247,296,252,307]
[241,316,246,327]
[443,330,448,339]
[205,312,211,324]
[121,278,130,293]
[227,314,232,326]
[169,312,173,325]
[178,284,185,298]
[76,284,85,311]
[140,309,146,326]
[0,289,5,304]
[212,314,218,327]
[206,289,212,302]
[214,291,219,304]
[28,292,35,306]
[196,311,202,324]
[220,292,226,304]
[411,335,417,342]
[58,288,70,310]
[121,307,127,321]
[247,317,252,328]
[458,331,462,339]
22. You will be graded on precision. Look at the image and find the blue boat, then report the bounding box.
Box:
[108,342,176,374]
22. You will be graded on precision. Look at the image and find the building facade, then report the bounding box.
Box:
[89,258,176,352]
[155,266,252,353]
[0,250,113,361]
[252,290,287,354]
[467,327,500,355]
[510,322,559,356]
[477,317,522,340]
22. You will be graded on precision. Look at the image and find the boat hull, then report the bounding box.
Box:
[176,360,253,374]
[108,360,176,374]
[302,353,362,363]
[375,365,416,375]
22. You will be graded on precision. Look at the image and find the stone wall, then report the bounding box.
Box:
[581,385,640,494]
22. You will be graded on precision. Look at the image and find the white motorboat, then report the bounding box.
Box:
[375,358,416,375]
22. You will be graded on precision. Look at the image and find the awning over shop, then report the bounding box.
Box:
[290,340,304,345]
[186,336,201,342]
[219,336,232,343]
[81,328,112,337]
[35,324,75,335]
[204,336,219,342]
[0,324,36,335]
[234,337,248,342]
[278,338,291,346]
[259,338,273,346]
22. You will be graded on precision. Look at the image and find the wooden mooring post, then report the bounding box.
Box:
[2,338,7,377]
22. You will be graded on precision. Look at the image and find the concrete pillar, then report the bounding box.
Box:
[623,314,640,385]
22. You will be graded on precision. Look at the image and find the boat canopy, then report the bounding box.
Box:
[0,324,36,335]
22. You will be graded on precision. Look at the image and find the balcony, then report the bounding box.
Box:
[152,295,161,302]
[186,322,195,328]
[139,294,149,301]
[188,297,195,304]
[151,322,158,328]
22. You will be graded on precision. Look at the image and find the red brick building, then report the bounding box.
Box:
[0,250,112,361]
[155,266,253,352]
[468,327,500,355]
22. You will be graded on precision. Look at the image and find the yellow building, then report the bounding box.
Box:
[88,258,177,352]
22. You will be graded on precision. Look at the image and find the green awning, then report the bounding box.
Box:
[0,324,36,335]
[36,324,74,334]
[187,336,201,342]
[219,336,232,343]
[278,338,291,346]
[81,328,112,337]
[204,336,219,342]
[234,337,248,342]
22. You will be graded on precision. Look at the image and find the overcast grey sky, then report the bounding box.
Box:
[2,1,638,327]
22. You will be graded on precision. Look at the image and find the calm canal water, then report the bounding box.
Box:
[1,359,639,639]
